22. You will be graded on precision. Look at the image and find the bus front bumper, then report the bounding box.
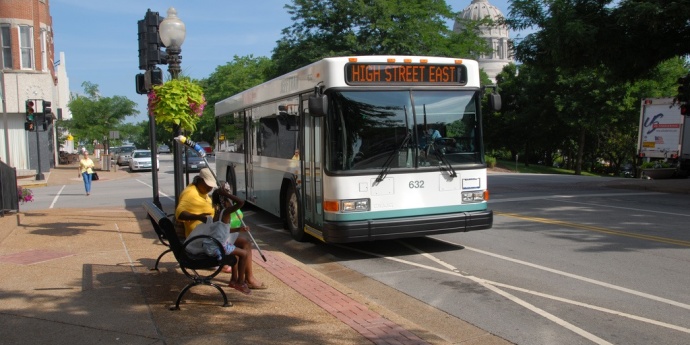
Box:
[318,210,492,243]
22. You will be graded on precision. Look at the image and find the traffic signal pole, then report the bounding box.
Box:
[137,9,167,209]
[34,116,44,180]
[25,100,44,180]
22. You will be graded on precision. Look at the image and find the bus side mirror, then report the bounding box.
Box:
[309,94,327,117]
[489,93,501,111]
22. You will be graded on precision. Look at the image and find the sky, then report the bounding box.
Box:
[51,0,518,124]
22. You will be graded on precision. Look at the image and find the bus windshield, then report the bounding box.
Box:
[326,90,483,172]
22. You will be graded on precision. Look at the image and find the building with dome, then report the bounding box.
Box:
[453,0,513,83]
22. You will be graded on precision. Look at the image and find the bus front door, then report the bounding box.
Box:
[302,97,324,238]
[246,110,255,203]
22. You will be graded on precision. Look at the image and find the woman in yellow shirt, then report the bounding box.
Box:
[77,151,95,196]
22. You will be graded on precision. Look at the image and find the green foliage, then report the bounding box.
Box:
[63,82,138,147]
[640,161,671,169]
[149,78,206,133]
[493,0,690,176]
[270,0,491,77]
[495,159,601,176]
[485,155,496,168]
[194,55,273,144]
[507,0,690,81]
[114,123,139,146]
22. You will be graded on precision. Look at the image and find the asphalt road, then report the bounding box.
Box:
[21,162,690,344]
[323,173,690,345]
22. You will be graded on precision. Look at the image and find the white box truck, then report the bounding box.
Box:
[637,98,690,172]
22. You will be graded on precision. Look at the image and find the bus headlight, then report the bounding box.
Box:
[462,191,485,203]
[342,199,370,212]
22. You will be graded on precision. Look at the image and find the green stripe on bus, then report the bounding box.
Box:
[324,204,487,222]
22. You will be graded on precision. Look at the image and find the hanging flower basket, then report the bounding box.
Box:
[148,78,206,132]
[18,186,34,204]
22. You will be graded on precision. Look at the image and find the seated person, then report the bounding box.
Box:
[175,168,217,238]
[185,197,252,295]
[428,128,442,141]
[175,169,266,291]
[211,182,267,291]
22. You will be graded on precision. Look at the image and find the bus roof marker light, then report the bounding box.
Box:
[387,58,396,63]
[420,59,428,63]
[404,59,412,63]
[349,58,358,62]
[455,59,463,64]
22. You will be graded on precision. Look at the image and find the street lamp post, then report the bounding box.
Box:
[159,7,186,207]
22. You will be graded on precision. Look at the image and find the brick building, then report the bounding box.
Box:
[0,0,70,173]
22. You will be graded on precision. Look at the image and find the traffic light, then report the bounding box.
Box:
[137,19,148,70]
[677,74,690,116]
[137,9,167,70]
[150,68,163,85]
[135,68,163,94]
[145,10,167,66]
[25,100,35,121]
[24,121,35,131]
[42,100,52,115]
[135,73,147,94]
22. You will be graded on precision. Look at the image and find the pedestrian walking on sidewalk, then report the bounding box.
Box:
[78,150,95,196]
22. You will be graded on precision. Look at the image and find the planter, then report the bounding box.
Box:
[641,168,676,179]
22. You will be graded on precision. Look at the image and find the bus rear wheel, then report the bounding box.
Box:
[285,184,307,242]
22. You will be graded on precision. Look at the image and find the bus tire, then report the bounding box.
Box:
[225,168,236,195]
[284,183,307,242]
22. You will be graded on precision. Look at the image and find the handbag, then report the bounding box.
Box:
[92,172,100,181]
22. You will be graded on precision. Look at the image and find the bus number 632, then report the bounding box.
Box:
[409,180,425,188]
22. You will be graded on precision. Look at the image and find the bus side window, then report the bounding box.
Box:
[260,117,279,157]
[277,113,298,158]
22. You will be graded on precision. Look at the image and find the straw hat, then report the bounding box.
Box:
[198,168,217,188]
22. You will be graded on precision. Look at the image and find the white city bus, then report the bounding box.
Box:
[214,56,500,243]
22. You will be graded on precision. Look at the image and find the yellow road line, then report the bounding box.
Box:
[496,212,690,248]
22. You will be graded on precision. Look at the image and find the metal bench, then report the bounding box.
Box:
[143,202,175,271]
[142,200,237,310]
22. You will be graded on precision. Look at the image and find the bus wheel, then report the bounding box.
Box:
[225,169,236,195]
[285,183,307,242]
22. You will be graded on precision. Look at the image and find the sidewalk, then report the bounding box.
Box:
[17,158,131,188]
[3,165,509,344]
[5,164,689,344]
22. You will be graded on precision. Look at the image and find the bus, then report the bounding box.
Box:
[214,56,500,243]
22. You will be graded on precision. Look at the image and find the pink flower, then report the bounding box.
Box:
[17,186,34,204]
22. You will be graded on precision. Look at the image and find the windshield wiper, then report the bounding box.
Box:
[375,131,412,185]
[432,147,457,178]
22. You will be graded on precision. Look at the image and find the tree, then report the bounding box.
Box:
[500,0,690,174]
[271,0,491,77]
[492,63,565,166]
[507,0,690,80]
[194,55,274,145]
[112,122,149,149]
[64,82,138,148]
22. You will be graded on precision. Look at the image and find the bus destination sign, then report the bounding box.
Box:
[345,63,467,85]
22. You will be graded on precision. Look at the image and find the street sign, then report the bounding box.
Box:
[110,131,120,139]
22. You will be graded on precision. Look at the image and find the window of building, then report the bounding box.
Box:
[19,25,33,69]
[40,29,47,71]
[1,24,11,69]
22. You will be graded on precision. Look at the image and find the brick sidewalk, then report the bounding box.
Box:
[256,251,430,345]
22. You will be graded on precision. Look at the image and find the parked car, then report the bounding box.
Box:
[182,148,207,172]
[129,150,159,172]
[109,147,120,160]
[116,145,136,166]
[157,144,170,154]
[197,141,213,156]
